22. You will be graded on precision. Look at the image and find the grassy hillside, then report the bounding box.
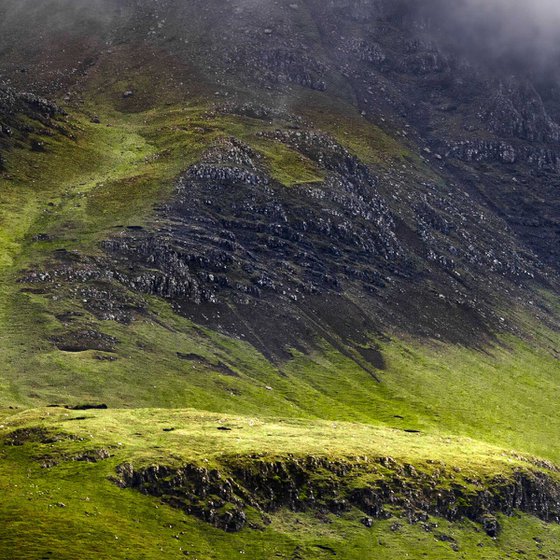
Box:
[2,407,560,560]
[0,83,559,558]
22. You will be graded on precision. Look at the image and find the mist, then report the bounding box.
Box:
[2,0,560,87]
[419,0,560,72]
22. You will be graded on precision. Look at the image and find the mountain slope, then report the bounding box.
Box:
[0,1,559,558]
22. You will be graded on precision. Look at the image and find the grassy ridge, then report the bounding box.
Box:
[1,407,560,560]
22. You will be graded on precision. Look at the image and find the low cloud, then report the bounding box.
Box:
[422,0,560,71]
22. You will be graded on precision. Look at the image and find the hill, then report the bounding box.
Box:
[0,1,559,558]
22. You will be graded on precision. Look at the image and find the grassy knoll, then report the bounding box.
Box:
[1,407,560,560]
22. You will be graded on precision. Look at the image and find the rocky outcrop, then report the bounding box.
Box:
[446,139,560,174]
[51,329,118,353]
[482,80,560,144]
[98,135,408,354]
[114,456,560,534]
[225,46,327,92]
[0,87,62,121]
[23,112,548,357]
[0,85,65,168]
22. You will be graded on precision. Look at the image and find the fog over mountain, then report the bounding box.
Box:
[2,0,560,83]
[421,0,560,71]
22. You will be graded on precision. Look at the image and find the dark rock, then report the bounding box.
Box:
[74,448,111,462]
[52,330,117,353]
[4,427,77,446]
[482,514,500,537]
[31,139,45,152]
[65,403,108,411]
[113,457,560,534]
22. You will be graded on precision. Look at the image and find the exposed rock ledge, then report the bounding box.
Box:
[113,455,560,534]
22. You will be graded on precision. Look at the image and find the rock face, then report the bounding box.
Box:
[304,0,560,272]
[92,124,529,359]
[95,134,401,359]
[0,86,63,164]
[114,457,560,534]
[22,107,555,362]
[0,87,61,121]
[103,135,399,303]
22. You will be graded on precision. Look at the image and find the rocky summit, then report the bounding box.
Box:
[0,1,559,559]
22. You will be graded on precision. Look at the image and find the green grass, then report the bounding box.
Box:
[381,332,560,464]
[0,90,559,558]
[248,136,325,186]
[1,285,558,460]
[291,89,414,166]
[1,407,559,560]
[0,407,529,470]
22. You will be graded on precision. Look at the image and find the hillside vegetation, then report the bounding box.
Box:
[0,1,559,558]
